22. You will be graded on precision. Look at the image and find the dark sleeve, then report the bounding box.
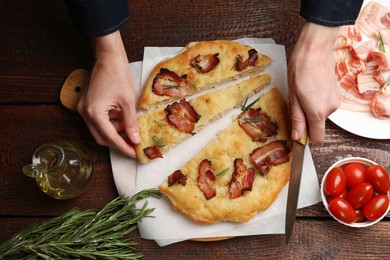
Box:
[64,0,129,37]
[300,0,364,26]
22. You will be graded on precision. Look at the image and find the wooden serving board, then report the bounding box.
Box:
[60,69,89,111]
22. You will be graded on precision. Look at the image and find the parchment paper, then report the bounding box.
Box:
[110,38,322,247]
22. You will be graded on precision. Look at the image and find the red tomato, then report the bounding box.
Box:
[366,165,390,194]
[324,167,346,197]
[346,183,374,209]
[328,197,357,223]
[326,189,348,204]
[363,194,389,221]
[354,208,367,223]
[343,163,367,189]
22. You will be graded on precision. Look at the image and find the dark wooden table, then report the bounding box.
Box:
[1,1,390,259]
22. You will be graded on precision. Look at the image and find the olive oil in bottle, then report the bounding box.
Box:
[23,140,93,199]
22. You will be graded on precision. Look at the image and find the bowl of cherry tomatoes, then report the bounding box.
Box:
[321,157,390,227]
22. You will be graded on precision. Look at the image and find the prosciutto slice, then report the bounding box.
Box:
[339,77,374,112]
[372,86,390,119]
[357,59,382,94]
[334,25,362,49]
[228,158,255,199]
[335,48,372,110]
[356,2,390,37]
[350,40,375,61]
[249,140,290,174]
[334,48,365,81]
[357,73,382,94]
[367,51,390,72]
[375,69,390,86]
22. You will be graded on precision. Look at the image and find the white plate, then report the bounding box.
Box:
[329,0,390,140]
[328,109,390,139]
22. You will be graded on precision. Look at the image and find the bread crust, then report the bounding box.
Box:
[138,40,272,110]
[159,88,291,223]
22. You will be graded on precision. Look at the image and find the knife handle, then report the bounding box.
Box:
[297,127,309,146]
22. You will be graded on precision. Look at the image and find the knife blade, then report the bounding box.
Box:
[285,128,309,244]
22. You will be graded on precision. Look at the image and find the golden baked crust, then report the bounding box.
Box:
[158,87,291,223]
[136,74,272,164]
[138,40,272,110]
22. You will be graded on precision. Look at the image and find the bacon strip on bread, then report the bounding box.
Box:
[229,158,255,199]
[165,99,200,134]
[238,108,278,142]
[250,140,291,174]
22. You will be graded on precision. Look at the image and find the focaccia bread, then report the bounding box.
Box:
[138,40,272,110]
[158,87,291,223]
[136,74,272,164]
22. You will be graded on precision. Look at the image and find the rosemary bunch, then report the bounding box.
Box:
[0,189,160,260]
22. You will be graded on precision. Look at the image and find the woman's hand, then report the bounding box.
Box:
[77,31,140,158]
[288,22,341,142]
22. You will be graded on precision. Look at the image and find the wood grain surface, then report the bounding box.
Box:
[1,0,390,259]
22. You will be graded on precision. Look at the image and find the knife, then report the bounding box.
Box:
[285,128,309,244]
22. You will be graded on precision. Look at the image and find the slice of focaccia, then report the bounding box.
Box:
[138,40,272,110]
[136,74,272,164]
[158,87,291,223]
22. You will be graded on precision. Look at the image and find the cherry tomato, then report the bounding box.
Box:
[346,183,374,209]
[326,189,348,204]
[324,167,346,197]
[328,197,357,223]
[363,194,389,221]
[343,163,367,189]
[366,165,390,194]
[355,208,367,223]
